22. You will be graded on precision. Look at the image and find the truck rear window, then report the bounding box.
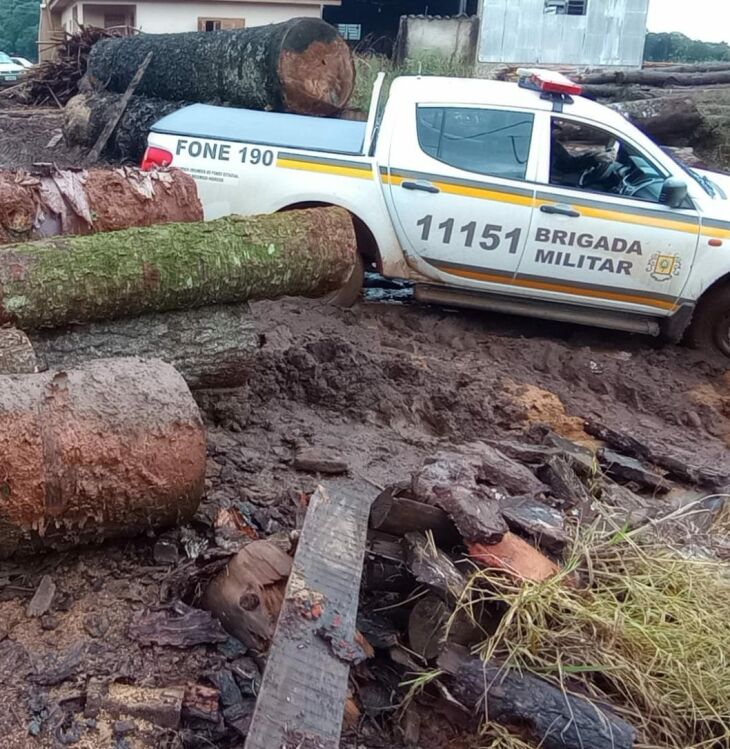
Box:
[416,106,533,181]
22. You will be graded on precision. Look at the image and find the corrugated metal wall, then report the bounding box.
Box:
[479,0,649,67]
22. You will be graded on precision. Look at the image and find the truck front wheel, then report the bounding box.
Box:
[686,282,730,357]
[326,252,364,308]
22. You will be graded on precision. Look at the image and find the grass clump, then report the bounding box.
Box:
[455,531,730,749]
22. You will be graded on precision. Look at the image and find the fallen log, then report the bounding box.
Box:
[88,19,355,116]
[0,167,201,244]
[438,645,636,749]
[610,97,707,145]
[579,69,730,87]
[64,91,184,163]
[30,303,258,390]
[0,358,206,558]
[0,207,356,330]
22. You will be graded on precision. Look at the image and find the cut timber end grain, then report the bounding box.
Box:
[469,532,559,583]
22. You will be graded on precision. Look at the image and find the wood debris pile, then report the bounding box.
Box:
[11,26,126,107]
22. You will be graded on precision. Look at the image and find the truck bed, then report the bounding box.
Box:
[150,104,367,156]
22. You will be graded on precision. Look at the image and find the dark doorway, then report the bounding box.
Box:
[324,1,479,55]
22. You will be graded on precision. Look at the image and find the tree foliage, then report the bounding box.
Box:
[0,0,39,61]
[645,32,730,63]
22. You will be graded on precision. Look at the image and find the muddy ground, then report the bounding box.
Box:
[1,289,730,749]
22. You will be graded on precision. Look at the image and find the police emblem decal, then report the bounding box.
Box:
[647,253,682,282]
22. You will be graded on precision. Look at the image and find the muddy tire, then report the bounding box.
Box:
[686,282,730,357]
[326,253,364,307]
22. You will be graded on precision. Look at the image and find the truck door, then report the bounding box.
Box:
[517,113,700,315]
[385,104,537,291]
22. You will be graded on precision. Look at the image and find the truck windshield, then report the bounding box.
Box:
[661,147,721,198]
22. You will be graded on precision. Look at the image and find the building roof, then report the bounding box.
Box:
[47,0,340,10]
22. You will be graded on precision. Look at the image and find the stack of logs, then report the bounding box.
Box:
[0,164,357,556]
[63,18,356,161]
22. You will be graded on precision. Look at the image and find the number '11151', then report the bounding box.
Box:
[416,215,522,253]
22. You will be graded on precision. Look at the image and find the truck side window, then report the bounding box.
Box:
[416,106,534,181]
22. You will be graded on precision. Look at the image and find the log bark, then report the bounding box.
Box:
[437,646,636,749]
[64,91,185,162]
[610,97,706,145]
[0,167,202,245]
[88,19,355,116]
[0,358,206,558]
[0,207,356,331]
[580,69,730,87]
[30,303,259,390]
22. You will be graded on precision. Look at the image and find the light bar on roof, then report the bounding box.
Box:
[517,68,584,97]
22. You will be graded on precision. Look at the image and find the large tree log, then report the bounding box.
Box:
[0,207,356,330]
[610,97,706,145]
[0,167,201,245]
[0,358,206,558]
[88,19,355,116]
[64,91,185,163]
[437,646,636,749]
[30,303,258,390]
[579,69,730,87]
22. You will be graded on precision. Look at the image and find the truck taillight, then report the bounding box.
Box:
[141,146,173,171]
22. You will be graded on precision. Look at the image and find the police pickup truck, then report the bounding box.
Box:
[143,69,730,356]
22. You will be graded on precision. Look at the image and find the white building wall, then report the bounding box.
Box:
[479,0,649,68]
[79,0,322,32]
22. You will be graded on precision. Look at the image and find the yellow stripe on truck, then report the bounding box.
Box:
[277,157,374,181]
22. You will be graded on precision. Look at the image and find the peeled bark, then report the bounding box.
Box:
[64,91,185,162]
[0,207,356,331]
[30,303,259,390]
[0,167,202,245]
[610,97,706,145]
[88,19,355,116]
[0,358,206,558]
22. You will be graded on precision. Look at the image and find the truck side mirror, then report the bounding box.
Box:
[660,178,688,209]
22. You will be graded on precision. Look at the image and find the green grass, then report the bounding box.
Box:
[448,526,730,749]
[350,53,476,113]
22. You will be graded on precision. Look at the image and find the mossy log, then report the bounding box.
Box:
[31,303,259,390]
[0,167,201,245]
[0,207,356,330]
[87,18,355,116]
[0,358,206,558]
[64,91,185,162]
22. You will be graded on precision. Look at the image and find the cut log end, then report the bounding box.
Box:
[279,29,355,116]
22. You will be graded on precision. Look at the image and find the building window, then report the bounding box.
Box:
[545,0,588,15]
[416,107,534,181]
[198,17,246,31]
[337,24,362,41]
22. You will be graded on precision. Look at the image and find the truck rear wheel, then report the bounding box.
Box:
[326,253,364,308]
[686,282,730,357]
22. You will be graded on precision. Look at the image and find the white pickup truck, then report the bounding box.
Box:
[143,70,730,356]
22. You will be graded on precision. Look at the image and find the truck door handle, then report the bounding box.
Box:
[540,204,581,218]
[401,181,440,194]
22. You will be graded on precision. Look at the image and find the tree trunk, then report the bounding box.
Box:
[0,358,206,558]
[64,91,185,162]
[0,206,356,330]
[0,167,202,245]
[609,97,706,145]
[579,69,730,87]
[30,303,259,389]
[87,19,355,116]
[437,646,636,749]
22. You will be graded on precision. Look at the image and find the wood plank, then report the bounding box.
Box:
[244,481,375,749]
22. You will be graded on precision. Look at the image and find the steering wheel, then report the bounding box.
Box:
[579,160,621,188]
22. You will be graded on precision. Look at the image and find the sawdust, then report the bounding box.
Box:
[506,381,599,447]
